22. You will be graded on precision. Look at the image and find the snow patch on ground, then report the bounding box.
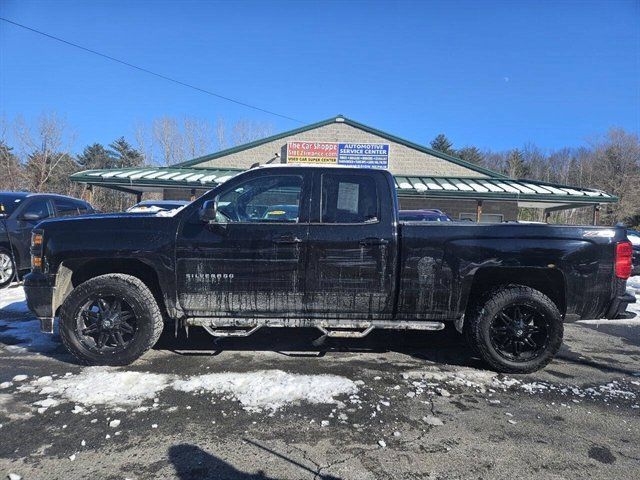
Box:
[16,368,358,413]
[401,366,638,405]
[0,286,28,312]
[0,317,59,354]
[23,367,172,407]
[173,370,359,412]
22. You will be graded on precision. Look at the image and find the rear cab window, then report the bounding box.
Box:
[320,173,379,224]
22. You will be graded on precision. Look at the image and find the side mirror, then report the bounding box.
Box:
[20,212,44,222]
[199,200,217,223]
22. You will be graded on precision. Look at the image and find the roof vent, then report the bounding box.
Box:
[335,116,345,123]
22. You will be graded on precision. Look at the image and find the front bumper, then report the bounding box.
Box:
[605,290,636,319]
[23,272,56,333]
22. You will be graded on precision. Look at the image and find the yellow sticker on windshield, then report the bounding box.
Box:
[269,210,286,215]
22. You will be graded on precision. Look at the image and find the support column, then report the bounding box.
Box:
[84,184,93,204]
[136,192,142,203]
[592,204,600,226]
[476,200,483,223]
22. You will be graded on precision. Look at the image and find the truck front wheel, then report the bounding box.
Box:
[466,286,563,373]
[59,274,164,366]
[0,247,16,289]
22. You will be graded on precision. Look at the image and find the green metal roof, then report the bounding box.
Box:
[70,166,616,204]
[173,115,509,179]
[70,167,243,190]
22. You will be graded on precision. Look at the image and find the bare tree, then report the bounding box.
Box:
[13,113,79,194]
[152,116,184,165]
[183,117,213,159]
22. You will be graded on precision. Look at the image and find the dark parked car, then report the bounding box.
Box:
[0,192,94,288]
[399,209,452,222]
[628,229,640,276]
[126,200,189,213]
[23,166,635,372]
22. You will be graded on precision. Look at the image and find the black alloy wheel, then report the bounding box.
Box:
[489,304,550,362]
[75,295,139,354]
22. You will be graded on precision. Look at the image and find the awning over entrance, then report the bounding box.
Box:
[70,167,617,208]
[393,175,616,205]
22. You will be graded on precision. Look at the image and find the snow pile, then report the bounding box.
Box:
[402,367,498,388]
[29,367,171,407]
[0,286,28,312]
[155,205,186,217]
[173,369,359,412]
[18,368,358,412]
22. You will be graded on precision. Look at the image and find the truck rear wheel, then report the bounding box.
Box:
[59,274,164,366]
[466,286,563,373]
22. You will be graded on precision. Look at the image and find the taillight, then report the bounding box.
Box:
[615,241,633,279]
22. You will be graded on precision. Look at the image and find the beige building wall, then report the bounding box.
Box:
[399,197,519,222]
[193,120,487,177]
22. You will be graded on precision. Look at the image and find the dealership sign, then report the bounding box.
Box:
[286,142,389,169]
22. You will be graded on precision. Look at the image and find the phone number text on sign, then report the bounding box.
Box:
[287,142,338,163]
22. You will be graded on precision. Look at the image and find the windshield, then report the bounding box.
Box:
[0,193,26,216]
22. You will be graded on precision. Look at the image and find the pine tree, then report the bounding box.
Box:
[108,137,144,168]
[77,143,114,169]
[457,146,484,165]
[506,149,530,178]
[0,141,23,190]
[430,134,454,155]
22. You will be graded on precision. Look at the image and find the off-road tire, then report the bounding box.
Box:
[59,274,164,365]
[466,286,563,373]
[0,247,16,289]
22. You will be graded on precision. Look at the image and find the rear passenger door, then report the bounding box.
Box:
[304,171,397,319]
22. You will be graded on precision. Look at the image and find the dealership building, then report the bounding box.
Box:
[70,115,615,222]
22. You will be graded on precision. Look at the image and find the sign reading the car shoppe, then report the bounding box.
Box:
[286,142,339,164]
[286,142,389,169]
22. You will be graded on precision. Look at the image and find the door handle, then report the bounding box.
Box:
[273,235,303,244]
[359,237,389,246]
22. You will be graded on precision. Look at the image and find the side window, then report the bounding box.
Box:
[321,173,379,224]
[21,199,53,221]
[54,199,81,217]
[75,200,92,214]
[215,175,303,223]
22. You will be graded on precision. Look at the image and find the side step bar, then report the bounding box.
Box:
[191,317,445,339]
[202,325,262,338]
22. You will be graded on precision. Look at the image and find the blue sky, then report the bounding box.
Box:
[1,0,638,154]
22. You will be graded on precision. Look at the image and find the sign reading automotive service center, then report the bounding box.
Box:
[286,142,389,169]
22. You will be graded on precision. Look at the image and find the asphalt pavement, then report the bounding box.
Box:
[0,284,639,480]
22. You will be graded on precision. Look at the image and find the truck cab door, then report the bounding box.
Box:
[175,170,311,318]
[305,170,397,319]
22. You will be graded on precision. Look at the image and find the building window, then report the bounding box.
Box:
[459,213,504,223]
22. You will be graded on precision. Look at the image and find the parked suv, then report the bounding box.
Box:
[0,192,94,288]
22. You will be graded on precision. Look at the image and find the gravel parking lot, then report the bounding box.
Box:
[1,280,639,480]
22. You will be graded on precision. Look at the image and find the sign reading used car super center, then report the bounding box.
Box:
[286,141,389,168]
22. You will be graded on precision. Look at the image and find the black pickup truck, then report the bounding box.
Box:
[23,166,636,372]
